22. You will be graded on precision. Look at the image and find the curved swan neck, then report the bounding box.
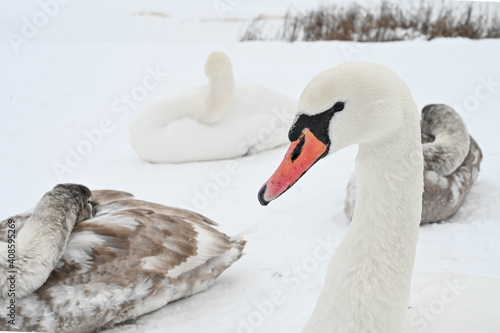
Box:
[353,133,423,240]
[1,195,78,298]
[303,108,424,333]
[207,66,234,111]
[193,54,235,124]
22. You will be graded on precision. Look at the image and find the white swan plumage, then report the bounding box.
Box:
[0,184,245,332]
[344,103,483,224]
[130,51,297,163]
[258,62,500,333]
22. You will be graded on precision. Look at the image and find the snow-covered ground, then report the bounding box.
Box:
[1,1,500,332]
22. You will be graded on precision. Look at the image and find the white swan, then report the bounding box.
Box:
[344,104,483,224]
[0,184,245,332]
[258,62,500,332]
[130,51,297,163]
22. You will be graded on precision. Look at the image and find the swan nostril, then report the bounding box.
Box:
[291,135,306,162]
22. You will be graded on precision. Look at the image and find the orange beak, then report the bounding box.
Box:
[258,128,328,205]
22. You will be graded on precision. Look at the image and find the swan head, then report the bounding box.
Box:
[51,184,95,221]
[420,103,467,136]
[258,62,411,205]
[204,51,233,79]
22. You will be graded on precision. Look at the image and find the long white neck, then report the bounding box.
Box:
[1,197,78,298]
[192,55,235,124]
[302,108,423,332]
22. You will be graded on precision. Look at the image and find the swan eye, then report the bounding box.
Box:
[332,102,344,112]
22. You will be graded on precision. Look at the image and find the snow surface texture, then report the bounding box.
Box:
[1,1,500,332]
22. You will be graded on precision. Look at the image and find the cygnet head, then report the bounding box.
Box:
[420,104,467,136]
[204,51,233,79]
[48,184,95,221]
[258,61,414,205]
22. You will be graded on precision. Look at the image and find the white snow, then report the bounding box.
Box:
[1,1,500,332]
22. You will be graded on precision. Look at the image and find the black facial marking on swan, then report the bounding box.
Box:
[288,102,344,145]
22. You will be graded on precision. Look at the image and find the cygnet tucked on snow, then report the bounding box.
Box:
[0,184,245,332]
[130,52,297,163]
[344,104,482,224]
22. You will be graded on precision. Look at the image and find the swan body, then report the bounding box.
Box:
[0,184,245,332]
[130,51,297,163]
[344,104,483,224]
[258,62,500,332]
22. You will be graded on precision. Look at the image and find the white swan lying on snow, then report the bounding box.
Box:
[344,103,483,224]
[0,184,245,333]
[258,62,500,332]
[130,51,297,163]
